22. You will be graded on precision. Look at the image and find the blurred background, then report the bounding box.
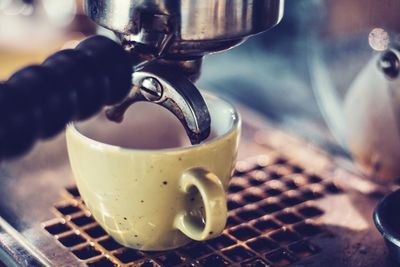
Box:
[0,0,93,78]
[1,0,400,182]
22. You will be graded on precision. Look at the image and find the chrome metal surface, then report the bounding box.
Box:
[0,217,50,267]
[85,0,284,57]
[154,58,203,82]
[106,65,211,144]
[140,77,163,101]
[85,0,284,40]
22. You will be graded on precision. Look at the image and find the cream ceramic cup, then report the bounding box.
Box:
[66,94,241,251]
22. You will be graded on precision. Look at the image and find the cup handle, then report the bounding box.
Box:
[174,167,227,241]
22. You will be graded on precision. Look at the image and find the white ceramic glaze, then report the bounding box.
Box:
[66,94,241,251]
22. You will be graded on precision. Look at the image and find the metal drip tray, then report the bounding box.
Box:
[43,153,341,267]
[0,107,395,266]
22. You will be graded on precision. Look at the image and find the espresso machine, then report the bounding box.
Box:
[0,0,399,266]
[0,0,283,157]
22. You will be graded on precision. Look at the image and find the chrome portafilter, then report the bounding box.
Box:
[105,64,211,145]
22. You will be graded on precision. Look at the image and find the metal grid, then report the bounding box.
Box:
[42,153,343,267]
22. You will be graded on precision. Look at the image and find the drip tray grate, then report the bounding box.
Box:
[43,154,344,266]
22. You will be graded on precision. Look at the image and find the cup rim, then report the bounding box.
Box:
[67,93,241,153]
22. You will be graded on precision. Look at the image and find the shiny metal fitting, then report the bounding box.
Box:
[106,64,211,145]
[140,77,163,101]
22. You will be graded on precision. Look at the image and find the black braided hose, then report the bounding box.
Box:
[0,35,137,159]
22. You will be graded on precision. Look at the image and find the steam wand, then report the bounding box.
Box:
[0,36,135,159]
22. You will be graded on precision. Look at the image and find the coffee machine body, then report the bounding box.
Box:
[85,0,284,59]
